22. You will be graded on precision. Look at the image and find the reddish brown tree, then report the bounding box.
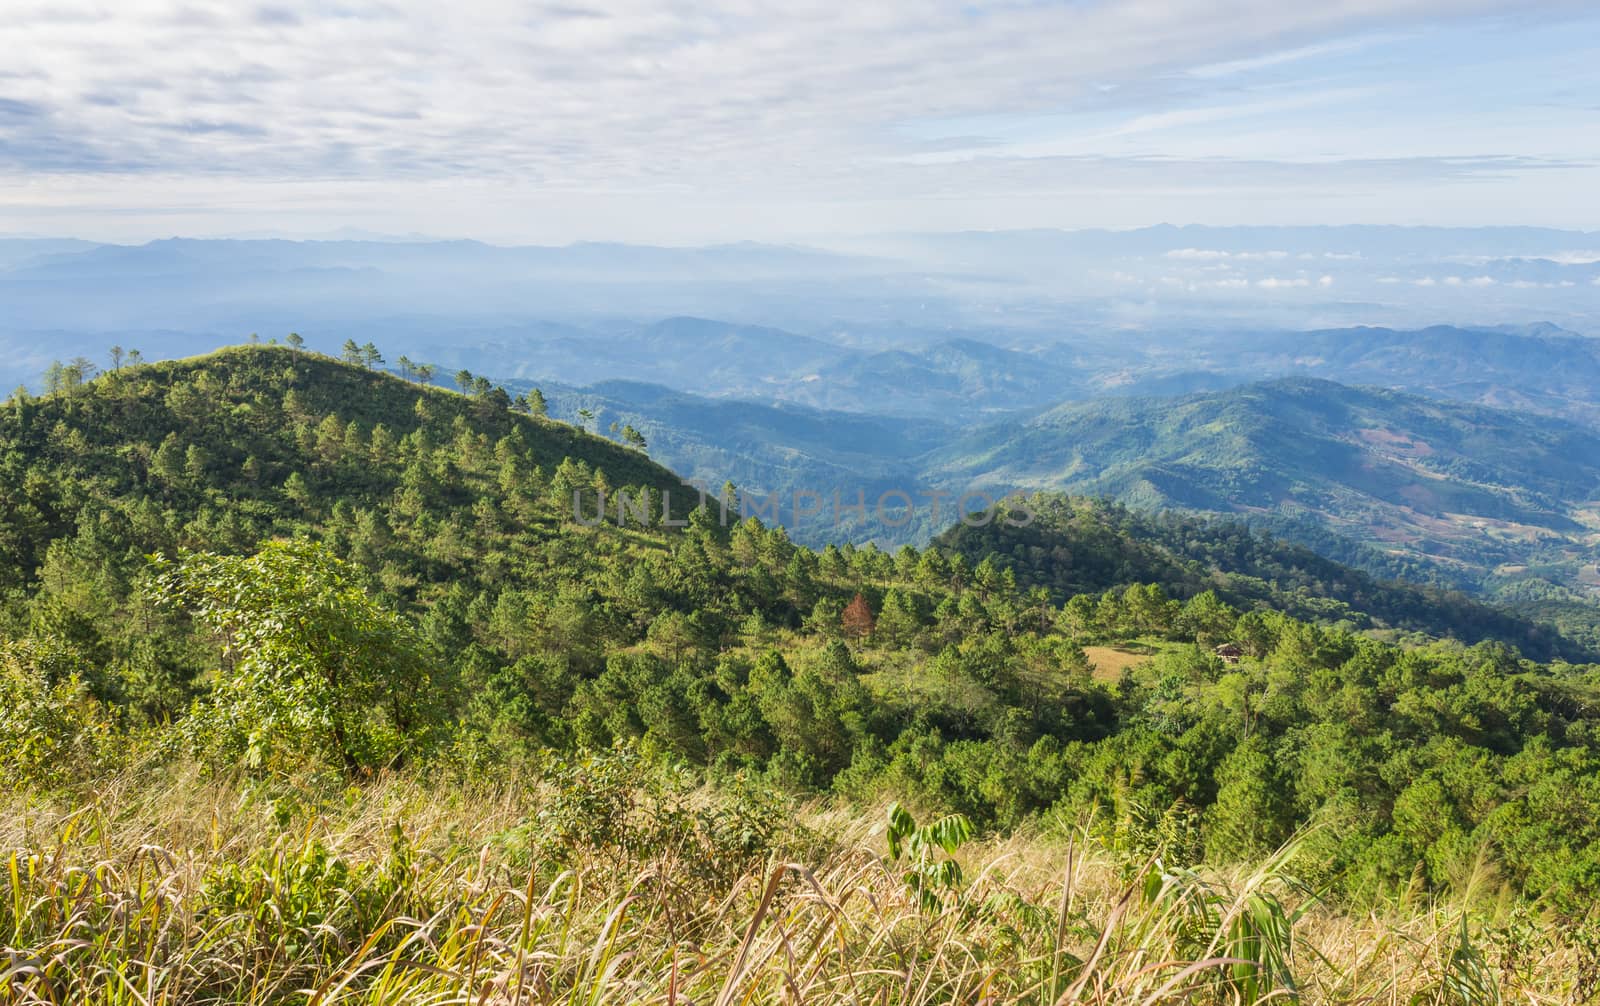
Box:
[841,592,876,640]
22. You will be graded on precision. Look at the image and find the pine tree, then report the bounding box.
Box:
[282,471,314,508]
[369,423,397,463]
[183,444,210,483]
[151,434,185,485]
[841,593,875,640]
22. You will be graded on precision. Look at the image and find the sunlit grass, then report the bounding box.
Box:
[4,768,1593,1004]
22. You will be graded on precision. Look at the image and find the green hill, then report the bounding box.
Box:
[937,494,1593,661]
[925,377,1600,590]
[0,345,703,593]
[13,344,1600,923]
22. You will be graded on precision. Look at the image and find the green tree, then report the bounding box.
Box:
[285,332,304,351]
[1205,735,1291,862]
[149,540,441,773]
[183,443,210,483]
[151,433,185,485]
[283,471,314,508]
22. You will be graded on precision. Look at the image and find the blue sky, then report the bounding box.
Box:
[2,1,1597,243]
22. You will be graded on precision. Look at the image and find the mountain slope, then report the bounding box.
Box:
[510,377,946,512]
[1209,325,1600,427]
[16,344,1600,918]
[799,338,1088,418]
[926,377,1600,585]
[937,495,1592,661]
[0,345,702,600]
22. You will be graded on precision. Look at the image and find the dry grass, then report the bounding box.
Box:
[3,769,1595,1005]
[1082,645,1160,682]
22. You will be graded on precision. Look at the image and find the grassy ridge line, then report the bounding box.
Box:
[4,765,1585,1004]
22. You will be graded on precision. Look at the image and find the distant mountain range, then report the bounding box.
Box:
[926,378,1600,584]
[4,225,1599,389]
[516,363,1600,611]
[5,229,1600,618]
[5,343,1592,663]
[473,319,1600,427]
[1171,324,1600,427]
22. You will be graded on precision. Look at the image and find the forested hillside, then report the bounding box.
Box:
[928,377,1600,592]
[939,495,1592,661]
[10,347,1600,1001]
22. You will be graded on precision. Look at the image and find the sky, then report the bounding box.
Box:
[2,0,1598,244]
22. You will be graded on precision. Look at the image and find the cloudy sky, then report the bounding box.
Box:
[3,1,1597,243]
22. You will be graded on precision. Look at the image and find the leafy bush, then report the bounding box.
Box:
[149,539,443,774]
[0,636,119,787]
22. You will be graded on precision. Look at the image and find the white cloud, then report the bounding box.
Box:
[1,0,1595,239]
[1163,248,1289,261]
[1184,33,1404,78]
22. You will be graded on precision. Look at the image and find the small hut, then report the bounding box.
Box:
[1214,643,1244,664]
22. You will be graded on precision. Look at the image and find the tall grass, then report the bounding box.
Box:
[2,767,1592,1004]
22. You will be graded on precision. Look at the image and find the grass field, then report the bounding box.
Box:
[5,765,1590,1005]
[1081,642,1165,682]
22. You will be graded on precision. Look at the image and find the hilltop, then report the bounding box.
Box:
[0,344,705,620]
